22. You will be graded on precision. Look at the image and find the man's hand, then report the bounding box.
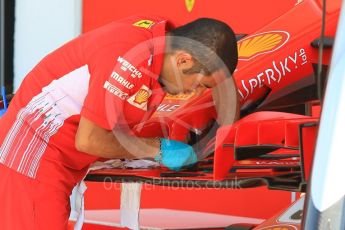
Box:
[155,139,197,171]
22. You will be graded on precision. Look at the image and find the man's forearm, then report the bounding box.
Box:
[75,117,160,159]
[94,129,160,159]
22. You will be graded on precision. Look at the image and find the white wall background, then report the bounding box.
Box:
[14,0,82,91]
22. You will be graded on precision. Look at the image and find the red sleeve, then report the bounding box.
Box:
[81,44,138,130]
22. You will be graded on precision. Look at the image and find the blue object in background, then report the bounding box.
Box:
[0,86,8,117]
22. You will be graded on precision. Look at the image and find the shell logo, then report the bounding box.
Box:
[237,31,290,61]
[134,89,150,104]
[258,224,297,230]
[185,0,195,12]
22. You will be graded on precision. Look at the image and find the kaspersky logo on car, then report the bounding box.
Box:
[237,31,290,61]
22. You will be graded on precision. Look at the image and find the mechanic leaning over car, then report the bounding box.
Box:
[0,15,238,229]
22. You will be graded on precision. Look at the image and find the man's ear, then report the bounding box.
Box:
[176,52,194,71]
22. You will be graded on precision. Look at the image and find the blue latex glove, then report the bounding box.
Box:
[0,87,7,117]
[154,138,197,171]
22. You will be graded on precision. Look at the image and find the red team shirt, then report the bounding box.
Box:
[0,16,169,193]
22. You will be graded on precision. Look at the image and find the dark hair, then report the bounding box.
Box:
[168,18,238,76]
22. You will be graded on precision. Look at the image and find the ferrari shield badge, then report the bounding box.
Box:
[133,20,155,29]
[185,0,195,12]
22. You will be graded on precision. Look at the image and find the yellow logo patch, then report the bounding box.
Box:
[185,0,196,12]
[127,85,152,111]
[258,224,297,230]
[134,89,150,104]
[133,20,155,29]
[237,31,290,61]
[164,92,195,100]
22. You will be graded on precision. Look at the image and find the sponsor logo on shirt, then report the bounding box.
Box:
[134,89,150,104]
[110,71,134,89]
[127,85,152,111]
[157,104,180,112]
[133,19,155,29]
[103,81,129,100]
[164,92,195,100]
[117,56,143,78]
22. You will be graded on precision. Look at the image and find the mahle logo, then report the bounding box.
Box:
[237,31,290,61]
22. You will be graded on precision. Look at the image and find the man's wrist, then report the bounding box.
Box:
[154,138,162,163]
